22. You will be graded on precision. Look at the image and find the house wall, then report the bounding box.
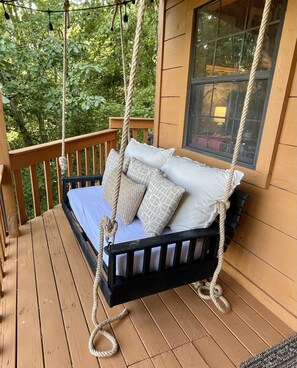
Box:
[154,0,297,327]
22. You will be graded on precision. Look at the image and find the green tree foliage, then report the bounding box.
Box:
[0,0,158,149]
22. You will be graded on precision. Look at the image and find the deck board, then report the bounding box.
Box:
[219,278,285,346]
[175,286,252,366]
[124,298,171,357]
[142,294,189,348]
[53,206,129,368]
[193,336,235,368]
[173,342,209,368]
[17,223,44,368]
[220,271,296,338]
[0,205,295,368]
[43,210,99,368]
[31,215,72,368]
[0,237,17,368]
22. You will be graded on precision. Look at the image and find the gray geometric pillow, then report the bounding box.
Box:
[103,169,146,225]
[137,174,185,235]
[126,157,160,187]
[102,149,130,187]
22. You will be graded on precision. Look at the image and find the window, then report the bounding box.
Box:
[185,0,286,168]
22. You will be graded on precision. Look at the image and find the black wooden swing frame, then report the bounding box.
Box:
[62,174,248,308]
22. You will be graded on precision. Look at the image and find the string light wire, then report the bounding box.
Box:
[1,0,134,15]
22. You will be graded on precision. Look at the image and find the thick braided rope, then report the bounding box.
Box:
[119,5,130,144]
[88,0,146,357]
[59,1,69,177]
[196,0,272,313]
[89,216,129,358]
[111,0,146,224]
[119,5,128,103]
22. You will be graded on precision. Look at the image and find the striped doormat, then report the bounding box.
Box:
[239,333,297,368]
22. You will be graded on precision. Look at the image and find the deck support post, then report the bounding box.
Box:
[0,92,19,237]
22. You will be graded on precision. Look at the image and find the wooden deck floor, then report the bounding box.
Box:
[0,205,295,368]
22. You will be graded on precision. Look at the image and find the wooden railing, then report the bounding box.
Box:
[0,164,7,294]
[9,130,117,224]
[7,118,154,226]
[109,117,154,144]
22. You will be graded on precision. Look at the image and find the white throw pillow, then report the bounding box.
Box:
[125,138,175,169]
[103,169,146,225]
[161,156,244,231]
[126,157,160,187]
[137,174,185,236]
[102,149,130,187]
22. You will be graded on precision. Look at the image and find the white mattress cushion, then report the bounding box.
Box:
[161,156,244,231]
[67,185,203,276]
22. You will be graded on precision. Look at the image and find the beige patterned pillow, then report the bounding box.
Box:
[103,169,146,225]
[137,174,185,235]
[102,149,130,187]
[126,157,160,187]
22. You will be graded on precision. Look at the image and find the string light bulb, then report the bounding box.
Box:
[122,3,128,31]
[47,10,54,36]
[1,1,11,21]
[4,10,10,20]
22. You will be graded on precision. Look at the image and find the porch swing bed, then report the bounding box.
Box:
[62,151,248,308]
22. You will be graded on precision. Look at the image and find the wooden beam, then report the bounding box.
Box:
[109,117,154,130]
[0,92,19,236]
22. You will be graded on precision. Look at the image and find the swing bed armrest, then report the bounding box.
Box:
[103,224,220,285]
[62,174,103,205]
[101,224,221,306]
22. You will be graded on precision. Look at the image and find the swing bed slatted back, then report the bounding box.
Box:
[62,175,248,307]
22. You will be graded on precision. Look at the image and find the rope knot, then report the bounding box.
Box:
[193,280,230,314]
[101,216,118,242]
[58,156,68,176]
[216,200,230,216]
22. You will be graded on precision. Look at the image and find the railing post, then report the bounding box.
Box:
[0,92,19,237]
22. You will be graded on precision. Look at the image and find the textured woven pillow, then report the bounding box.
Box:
[161,156,244,231]
[126,157,160,187]
[125,138,175,169]
[137,174,185,236]
[102,149,130,187]
[103,169,146,225]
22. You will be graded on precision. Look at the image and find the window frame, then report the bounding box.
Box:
[184,0,287,171]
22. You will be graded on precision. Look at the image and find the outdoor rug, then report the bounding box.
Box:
[239,333,297,368]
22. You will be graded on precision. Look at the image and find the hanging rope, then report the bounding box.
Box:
[89,0,146,357]
[119,5,128,102]
[119,4,130,144]
[194,0,272,313]
[58,0,70,177]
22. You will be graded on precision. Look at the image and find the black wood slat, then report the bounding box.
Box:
[186,239,196,263]
[125,252,134,278]
[108,250,116,288]
[199,237,210,261]
[143,248,152,274]
[173,241,182,267]
[158,245,168,272]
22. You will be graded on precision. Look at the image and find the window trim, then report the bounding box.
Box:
[178,0,292,188]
